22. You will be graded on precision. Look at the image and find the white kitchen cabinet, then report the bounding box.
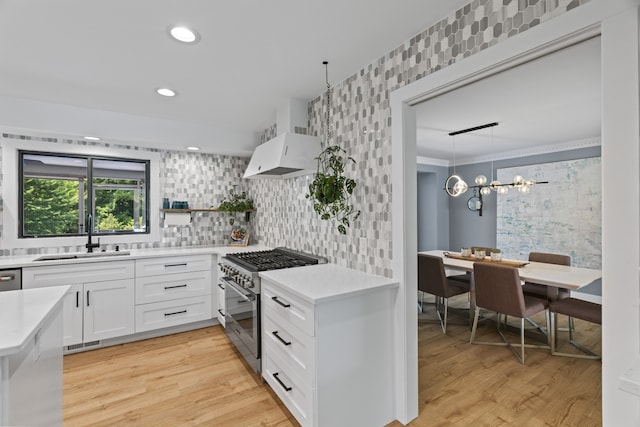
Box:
[23,261,135,348]
[215,263,226,326]
[260,264,397,427]
[84,279,135,342]
[62,284,83,346]
[134,255,213,333]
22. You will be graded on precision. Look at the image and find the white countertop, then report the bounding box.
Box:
[0,244,272,269]
[0,286,68,357]
[260,263,398,304]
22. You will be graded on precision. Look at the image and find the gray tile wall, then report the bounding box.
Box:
[250,0,591,277]
[0,133,250,256]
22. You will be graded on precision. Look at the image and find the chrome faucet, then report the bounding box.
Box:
[85,214,100,253]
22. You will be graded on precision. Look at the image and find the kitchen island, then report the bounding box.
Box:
[260,264,399,427]
[0,286,68,426]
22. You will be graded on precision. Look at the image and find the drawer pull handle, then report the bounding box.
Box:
[272,331,291,346]
[218,283,225,290]
[164,284,188,290]
[217,309,225,316]
[76,291,80,308]
[164,310,187,317]
[271,296,291,308]
[273,372,292,392]
[164,263,188,268]
[86,290,90,307]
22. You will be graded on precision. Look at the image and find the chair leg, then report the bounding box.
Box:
[551,313,600,359]
[470,307,480,344]
[442,298,449,334]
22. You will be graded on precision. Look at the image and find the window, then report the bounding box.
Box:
[19,151,150,238]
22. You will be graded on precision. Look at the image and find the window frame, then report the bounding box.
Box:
[18,150,151,238]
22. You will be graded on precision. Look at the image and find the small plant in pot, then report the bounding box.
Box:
[216,189,254,226]
[306,145,360,235]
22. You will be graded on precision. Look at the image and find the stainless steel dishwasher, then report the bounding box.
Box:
[0,268,21,291]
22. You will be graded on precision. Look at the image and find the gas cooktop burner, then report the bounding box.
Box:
[224,248,325,272]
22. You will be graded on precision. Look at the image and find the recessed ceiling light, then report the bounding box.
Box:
[186,146,200,151]
[169,26,200,44]
[156,88,177,97]
[84,136,101,141]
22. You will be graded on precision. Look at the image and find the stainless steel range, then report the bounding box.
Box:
[219,247,327,373]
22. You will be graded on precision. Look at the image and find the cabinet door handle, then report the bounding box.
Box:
[76,291,79,308]
[217,309,225,316]
[218,283,225,290]
[164,263,187,268]
[164,310,187,317]
[86,290,90,307]
[273,373,292,392]
[272,331,291,346]
[164,284,188,290]
[271,296,291,308]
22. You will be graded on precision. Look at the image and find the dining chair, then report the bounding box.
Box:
[470,262,550,364]
[522,252,572,333]
[549,297,601,359]
[418,253,470,333]
[522,252,571,300]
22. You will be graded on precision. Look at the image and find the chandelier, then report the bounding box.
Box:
[444,122,548,215]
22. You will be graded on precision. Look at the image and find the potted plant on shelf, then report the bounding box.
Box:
[306,145,360,235]
[216,189,254,226]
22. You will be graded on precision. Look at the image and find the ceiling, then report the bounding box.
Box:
[415,36,602,164]
[0,0,470,156]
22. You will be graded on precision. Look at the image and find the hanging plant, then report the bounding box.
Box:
[305,61,360,235]
[306,145,360,234]
[216,188,254,225]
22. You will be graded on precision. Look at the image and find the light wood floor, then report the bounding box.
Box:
[64,299,601,426]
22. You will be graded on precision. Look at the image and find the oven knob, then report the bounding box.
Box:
[247,281,255,289]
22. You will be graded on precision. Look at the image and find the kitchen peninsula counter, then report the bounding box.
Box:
[0,286,68,426]
[260,263,398,303]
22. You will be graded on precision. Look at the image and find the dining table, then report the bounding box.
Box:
[419,250,603,329]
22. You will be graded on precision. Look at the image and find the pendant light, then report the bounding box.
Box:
[445,135,468,197]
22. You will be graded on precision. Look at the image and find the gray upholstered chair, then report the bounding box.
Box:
[418,254,470,333]
[522,252,571,300]
[549,298,601,359]
[470,262,550,364]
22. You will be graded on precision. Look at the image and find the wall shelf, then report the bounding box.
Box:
[160,208,254,224]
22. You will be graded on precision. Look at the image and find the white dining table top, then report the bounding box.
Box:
[420,250,602,291]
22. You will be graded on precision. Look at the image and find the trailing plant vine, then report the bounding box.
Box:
[305,61,360,235]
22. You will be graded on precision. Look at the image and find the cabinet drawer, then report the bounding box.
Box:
[23,261,134,288]
[262,348,312,427]
[216,282,226,326]
[135,296,212,333]
[135,255,212,277]
[263,282,314,336]
[263,313,314,387]
[135,270,211,304]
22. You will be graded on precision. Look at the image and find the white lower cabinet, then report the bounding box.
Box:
[216,279,226,326]
[23,261,135,348]
[135,296,211,332]
[261,276,396,427]
[134,255,213,333]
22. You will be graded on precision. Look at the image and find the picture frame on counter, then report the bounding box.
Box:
[229,228,249,246]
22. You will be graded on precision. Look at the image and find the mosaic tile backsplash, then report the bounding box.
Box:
[0,0,590,273]
[251,0,591,277]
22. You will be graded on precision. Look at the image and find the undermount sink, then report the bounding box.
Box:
[34,251,131,261]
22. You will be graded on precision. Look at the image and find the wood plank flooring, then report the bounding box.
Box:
[64,299,601,426]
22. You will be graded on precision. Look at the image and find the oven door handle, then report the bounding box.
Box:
[222,277,255,302]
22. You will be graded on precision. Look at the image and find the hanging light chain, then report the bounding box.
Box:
[323,61,331,148]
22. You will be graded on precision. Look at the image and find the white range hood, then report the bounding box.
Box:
[243,98,321,179]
